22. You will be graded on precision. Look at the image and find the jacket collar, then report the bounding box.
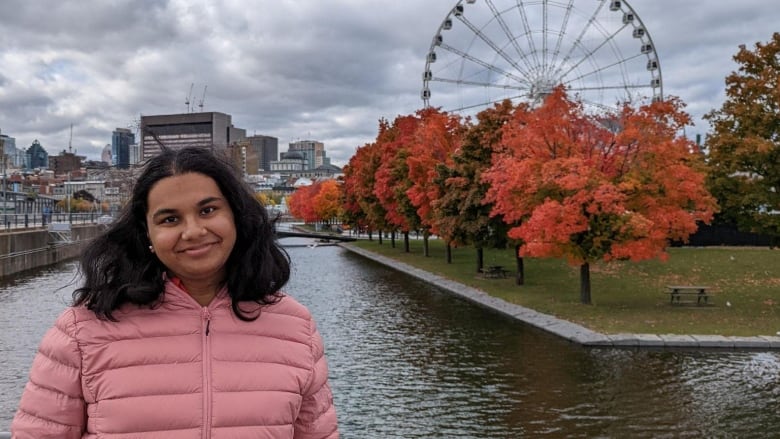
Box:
[162,275,230,310]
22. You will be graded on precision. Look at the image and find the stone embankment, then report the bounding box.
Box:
[340,243,780,351]
[0,225,103,277]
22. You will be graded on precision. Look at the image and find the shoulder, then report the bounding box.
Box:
[234,294,322,348]
[49,306,95,337]
[262,293,314,322]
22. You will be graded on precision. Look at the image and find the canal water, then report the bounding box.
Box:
[1,241,779,437]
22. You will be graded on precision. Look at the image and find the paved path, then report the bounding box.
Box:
[341,244,780,351]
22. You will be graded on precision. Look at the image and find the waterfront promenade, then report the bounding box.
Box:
[341,243,780,350]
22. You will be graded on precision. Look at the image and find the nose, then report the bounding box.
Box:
[181,218,207,240]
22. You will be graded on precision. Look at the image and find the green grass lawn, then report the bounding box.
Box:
[351,238,780,337]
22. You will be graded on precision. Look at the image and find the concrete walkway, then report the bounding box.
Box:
[341,244,780,351]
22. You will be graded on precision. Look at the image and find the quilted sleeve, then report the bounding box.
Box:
[11,308,86,439]
[293,316,339,439]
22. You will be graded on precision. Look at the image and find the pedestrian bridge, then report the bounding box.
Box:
[274,228,356,242]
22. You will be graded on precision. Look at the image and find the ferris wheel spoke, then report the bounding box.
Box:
[431,76,530,92]
[547,0,576,78]
[567,83,653,93]
[577,98,617,114]
[455,15,534,80]
[542,0,548,69]
[485,0,538,75]
[563,52,645,85]
[550,1,606,80]
[449,93,529,112]
[557,23,630,80]
[438,42,533,87]
[514,0,541,69]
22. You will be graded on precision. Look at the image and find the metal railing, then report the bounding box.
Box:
[0,431,10,438]
[0,212,108,231]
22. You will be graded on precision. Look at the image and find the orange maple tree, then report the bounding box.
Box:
[484,87,717,303]
[312,179,342,224]
[405,107,462,256]
[288,180,342,224]
[373,115,423,251]
[287,183,319,223]
[342,141,388,241]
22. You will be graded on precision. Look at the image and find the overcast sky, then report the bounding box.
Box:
[0,1,777,167]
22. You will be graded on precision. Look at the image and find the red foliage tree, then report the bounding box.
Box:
[484,87,717,303]
[405,107,463,256]
[313,179,342,224]
[374,114,423,251]
[287,183,319,223]
[342,140,388,241]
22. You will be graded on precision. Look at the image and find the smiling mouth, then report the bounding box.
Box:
[178,242,218,254]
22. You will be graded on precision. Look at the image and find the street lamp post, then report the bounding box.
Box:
[67,171,72,224]
[1,148,6,230]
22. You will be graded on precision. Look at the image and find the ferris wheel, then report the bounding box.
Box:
[421,0,663,115]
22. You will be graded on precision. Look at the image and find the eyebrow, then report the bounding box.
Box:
[150,196,225,220]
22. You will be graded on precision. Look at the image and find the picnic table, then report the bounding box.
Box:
[666,285,712,305]
[480,265,509,279]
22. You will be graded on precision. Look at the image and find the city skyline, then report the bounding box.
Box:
[0,1,778,166]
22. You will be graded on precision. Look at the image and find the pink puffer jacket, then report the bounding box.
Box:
[11,280,339,438]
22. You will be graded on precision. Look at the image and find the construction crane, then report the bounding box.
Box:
[185,83,194,113]
[198,85,207,112]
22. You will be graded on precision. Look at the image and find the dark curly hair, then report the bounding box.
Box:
[73,146,290,320]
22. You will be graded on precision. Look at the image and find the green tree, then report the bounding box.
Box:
[434,100,514,274]
[705,32,780,243]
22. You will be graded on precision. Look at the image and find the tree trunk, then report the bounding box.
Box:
[445,242,452,264]
[476,247,484,273]
[378,231,382,245]
[404,231,410,253]
[391,230,396,248]
[580,262,592,304]
[515,244,525,286]
[423,232,429,257]
[368,229,373,241]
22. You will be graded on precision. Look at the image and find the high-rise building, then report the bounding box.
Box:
[130,143,140,165]
[101,144,112,165]
[0,130,21,167]
[247,135,278,172]
[288,140,325,170]
[139,112,246,161]
[26,140,48,169]
[49,149,85,176]
[111,128,135,169]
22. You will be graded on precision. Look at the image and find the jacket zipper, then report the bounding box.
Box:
[201,307,212,439]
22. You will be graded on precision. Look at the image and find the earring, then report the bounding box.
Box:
[149,245,154,253]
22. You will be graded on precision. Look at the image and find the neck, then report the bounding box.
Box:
[186,287,217,306]
[173,277,222,306]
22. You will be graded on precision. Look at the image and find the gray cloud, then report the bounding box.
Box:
[1,1,778,165]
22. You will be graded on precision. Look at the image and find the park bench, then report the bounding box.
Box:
[479,265,510,279]
[666,285,712,305]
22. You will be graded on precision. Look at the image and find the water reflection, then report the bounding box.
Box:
[285,244,780,438]
[0,261,79,430]
[1,244,779,437]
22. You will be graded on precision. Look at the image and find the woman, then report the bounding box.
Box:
[12,147,339,438]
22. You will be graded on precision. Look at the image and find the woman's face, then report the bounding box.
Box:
[145,172,237,291]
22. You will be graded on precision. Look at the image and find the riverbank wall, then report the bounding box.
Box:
[339,243,780,351]
[0,225,103,277]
